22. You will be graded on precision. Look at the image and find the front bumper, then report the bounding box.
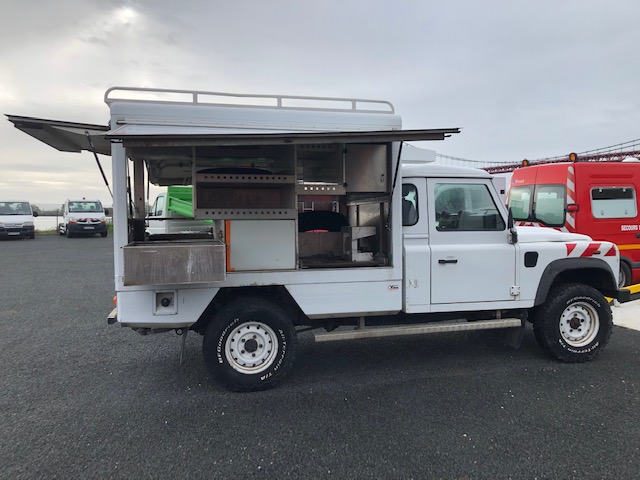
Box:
[621,284,640,303]
[607,287,640,303]
[0,225,34,238]
[68,223,107,234]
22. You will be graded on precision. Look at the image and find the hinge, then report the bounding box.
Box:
[510,286,520,296]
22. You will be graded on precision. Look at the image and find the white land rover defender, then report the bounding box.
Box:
[8,87,631,392]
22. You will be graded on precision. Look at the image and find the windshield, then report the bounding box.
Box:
[508,184,566,227]
[68,201,103,213]
[0,202,32,215]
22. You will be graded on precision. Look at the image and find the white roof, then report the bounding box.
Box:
[402,163,491,178]
[108,99,403,135]
[400,144,437,163]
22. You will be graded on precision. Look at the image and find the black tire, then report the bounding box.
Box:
[58,224,64,236]
[101,231,108,237]
[202,297,297,392]
[65,225,73,238]
[532,283,612,362]
[619,262,632,288]
[29,233,35,239]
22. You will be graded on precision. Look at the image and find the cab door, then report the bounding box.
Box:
[427,178,516,305]
[402,178,432,312]
[146,194,166,235]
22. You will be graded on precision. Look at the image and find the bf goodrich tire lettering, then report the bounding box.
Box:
[532,283,612,362]
[202,297,297,392]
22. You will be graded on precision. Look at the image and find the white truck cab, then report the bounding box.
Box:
[0,201,37,239]
[147,186,213,237]
[8,87,632,392]
[59,199,108,238]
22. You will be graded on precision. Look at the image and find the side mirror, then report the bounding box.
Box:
[508,208,518,244]
[566,203,579,213]
[104,208,111,216]
[32,211,39,217]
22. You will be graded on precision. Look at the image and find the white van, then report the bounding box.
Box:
[58,199,108,238]
[0,201,37,239]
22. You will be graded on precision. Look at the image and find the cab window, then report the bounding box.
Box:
[591,187,637,218]
[434,183,505,231]
[402,184,418,226]
[151,196,165,217]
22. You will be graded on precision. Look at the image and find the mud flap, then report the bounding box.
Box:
[500,318,527,349]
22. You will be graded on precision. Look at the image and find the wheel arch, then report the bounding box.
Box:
[533,258,618,306]
[620,254,633,270]
[191,285,304,334]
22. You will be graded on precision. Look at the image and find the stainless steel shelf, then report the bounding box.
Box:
[296,184,346,195]
[196,173,295,184]
[195,208,298,220]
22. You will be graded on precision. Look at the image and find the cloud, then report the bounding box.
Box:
[2,0,640,202]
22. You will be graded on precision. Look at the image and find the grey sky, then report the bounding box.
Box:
[2,0,639,204]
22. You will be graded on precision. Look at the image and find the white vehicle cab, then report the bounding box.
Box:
[59,199,108,238]
[0,201,37,239]
[8,87,632,392]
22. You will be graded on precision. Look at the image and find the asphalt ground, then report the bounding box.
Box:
[1,234,639,480]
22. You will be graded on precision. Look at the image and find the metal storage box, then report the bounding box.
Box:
[123,240,226,285]
[345,144,388,192]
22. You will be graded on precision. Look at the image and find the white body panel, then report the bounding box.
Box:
[117,287,220,327]
[229,220,296,271]
[285,281,402,318]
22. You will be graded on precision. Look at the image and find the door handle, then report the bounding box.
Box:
[438,259,458,264]
[636,233,640,238]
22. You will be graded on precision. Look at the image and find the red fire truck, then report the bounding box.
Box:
[507,159,640,286]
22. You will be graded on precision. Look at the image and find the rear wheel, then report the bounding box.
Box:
[532,283,612,362]
[101,231,108,238]
[202,297,297,392]
[619,262,631,288]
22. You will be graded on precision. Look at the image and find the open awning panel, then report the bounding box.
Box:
[6,115,111,155]
[106,125,460,148]
[6,114,460,162]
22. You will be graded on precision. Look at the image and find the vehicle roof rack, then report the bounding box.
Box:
[104,86,395,114]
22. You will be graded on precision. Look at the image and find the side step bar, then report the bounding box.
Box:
[314,318,523,343]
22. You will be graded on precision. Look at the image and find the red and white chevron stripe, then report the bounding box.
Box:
[565,242,617,257]
[565,165,576,231]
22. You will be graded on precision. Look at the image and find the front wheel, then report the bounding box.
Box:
[532,283,612,362]
[202,297,297,392]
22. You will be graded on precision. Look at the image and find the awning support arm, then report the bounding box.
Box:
[85,131,113,198]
